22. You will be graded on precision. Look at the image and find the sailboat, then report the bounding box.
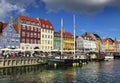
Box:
[48,15,87,66]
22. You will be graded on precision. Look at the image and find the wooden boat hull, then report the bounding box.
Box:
[48,58,88,66]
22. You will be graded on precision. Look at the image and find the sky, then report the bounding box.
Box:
[0,0,120,39]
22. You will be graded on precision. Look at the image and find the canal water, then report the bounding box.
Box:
[0,59,120,83]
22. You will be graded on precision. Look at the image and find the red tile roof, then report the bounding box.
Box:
[19,15,38,23]
[82,34,94,40]
[0,21,19,35]
[0,22,7,35]
[38,18,54,30]
[102,38,114,43]
[18,15,54,30]
[57,30,73,39]
[13,24,19,33]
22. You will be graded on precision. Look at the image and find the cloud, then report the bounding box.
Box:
[79,29,87,33]
[0,0,40,21]
[41,0,120,14]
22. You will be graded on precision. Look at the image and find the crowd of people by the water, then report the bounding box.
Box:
[0,51,49,59]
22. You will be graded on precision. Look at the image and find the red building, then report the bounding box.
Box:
[14,15,41,51]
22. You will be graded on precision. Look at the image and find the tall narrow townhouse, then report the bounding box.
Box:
[0,21,20,49]
[38,18,54,52]
[76,33,96,52]
[102,38,117,52]
[14,15,41,51]
[63,31,74,50]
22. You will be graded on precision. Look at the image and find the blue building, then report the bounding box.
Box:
[0,22,20,49]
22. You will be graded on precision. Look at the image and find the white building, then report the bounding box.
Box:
[76,34,96,52]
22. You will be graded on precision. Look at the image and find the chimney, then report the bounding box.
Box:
[0,22,3,33]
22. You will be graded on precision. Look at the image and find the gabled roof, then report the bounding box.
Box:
[56,30,73,39]
[13,24,19,33]
[18,15,54,30]
[0,22,8,35]
[0,21,19,35]
[92,33,101,39]
[102,38,114,43]
[38,18,54,30]
[19,15,38,23]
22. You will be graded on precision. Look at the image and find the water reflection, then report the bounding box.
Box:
[1,60,120,83]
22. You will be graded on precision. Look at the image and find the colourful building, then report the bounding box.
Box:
[14,15,41,51]
[102,38,117,52]
[63,31,74,50]
[38,18,54,52]
[76,32,96,52]
[54,32,61,50]
[0,20,20,49]
[54,30,74,51]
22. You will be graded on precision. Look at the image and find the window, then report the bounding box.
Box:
[21,25,25,29]
[48,40,50,44]
[22,39,25,43]
[26,32,29,37]
[7,39,10,42]
[26,20,30,24]
[38,34,40,38]
[27,26,29,30]
[34,27,37,31]
[11,39,15,42]
[42,29,44,32]
[22,47,24,50]
[34,33,37,38]
[31,33,33,37]
[29,26,31,30]
[31,22,35,25]
[45,35,47,38]
[31,27,33,30]
[45,29,47,33]
[42,34,44,38]
[46,25,48,28]
[22,32,25,36]
[47,35,49,38]
[42,24,45,27]
[16,40,19,43]
[38,28,40,32]
[48,30,50,33]
[36,23,39,26]
[45,40,47,44]
[26,39,29,43]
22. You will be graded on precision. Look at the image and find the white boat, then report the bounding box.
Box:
[104,55,114,61]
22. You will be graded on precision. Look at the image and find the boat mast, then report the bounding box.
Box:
[74,15,76,59]
[61,18,63,58]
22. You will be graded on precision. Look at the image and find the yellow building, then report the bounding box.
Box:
[96,39,102,52]
[38,19,54,52]
[102,38,116,52]
[63,32,74,50]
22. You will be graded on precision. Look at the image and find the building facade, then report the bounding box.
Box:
[54,30,74,51]
[38,18,54,52]
[0,22,20,49]
[63,31,74,50]
[76,33,96,52]
[14,15,41,51]
[54,32,61,50]
[102,38,117,52]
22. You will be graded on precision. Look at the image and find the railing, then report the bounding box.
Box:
[0,57,47,68]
